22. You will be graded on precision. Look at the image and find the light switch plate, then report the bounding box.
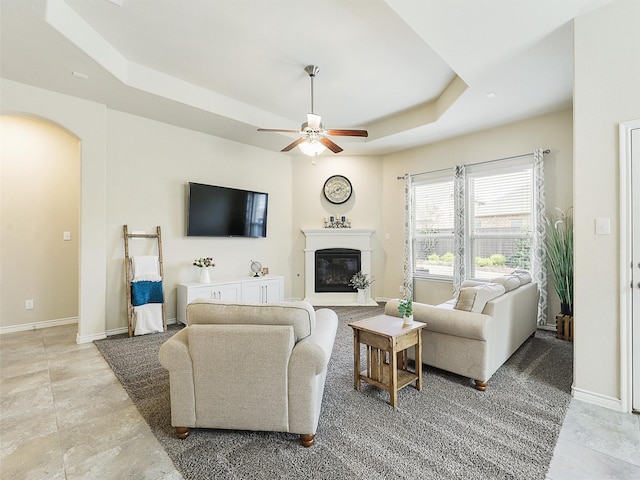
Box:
[595,218,610,235]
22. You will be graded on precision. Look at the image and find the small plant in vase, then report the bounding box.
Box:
[348,271,373,304]
[398,296,413,325]
[193,257,215,283]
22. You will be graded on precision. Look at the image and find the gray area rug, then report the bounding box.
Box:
[94,305,573,480]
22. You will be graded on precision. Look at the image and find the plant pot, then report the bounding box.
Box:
[560,302,573,316]
[199,268,211,284]
[357,288,366,304]
[403,314,413,326]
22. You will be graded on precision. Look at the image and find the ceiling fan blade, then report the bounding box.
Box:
[325,129,369,137]
[281,137,306,152]
[320,137,343,153]
[258,128,300,134]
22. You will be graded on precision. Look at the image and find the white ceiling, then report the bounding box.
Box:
[0,0,612,156]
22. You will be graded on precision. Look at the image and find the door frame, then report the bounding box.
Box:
[619,118,640,413]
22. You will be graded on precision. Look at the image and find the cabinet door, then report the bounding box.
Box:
[241,282,263,303]
[188,285,215,302]
[264,278,283,303]
[216,283,241,302]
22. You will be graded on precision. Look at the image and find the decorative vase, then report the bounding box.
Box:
[199,268,211,284]
[357,288,366,304]
[403,314,413,326]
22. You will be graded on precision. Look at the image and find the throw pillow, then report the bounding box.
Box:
[470,283,506,313]
[454,288,477,312]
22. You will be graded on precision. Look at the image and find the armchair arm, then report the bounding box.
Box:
[287,308,338,435]
[158,328,196,427]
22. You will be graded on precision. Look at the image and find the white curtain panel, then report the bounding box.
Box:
[403,174,414,298]
[453,165,466,296]
[533,148,548,325]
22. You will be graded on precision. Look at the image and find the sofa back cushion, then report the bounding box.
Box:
[490,274,521,292]
[186,300,316,341]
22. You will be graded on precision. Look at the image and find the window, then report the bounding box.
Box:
[411,157,535,281]
[465,159,534,280]
[411,172,454,279]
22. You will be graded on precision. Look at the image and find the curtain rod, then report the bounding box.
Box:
[396,149,550,180]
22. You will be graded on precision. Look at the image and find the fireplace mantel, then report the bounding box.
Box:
[302,229,376,306]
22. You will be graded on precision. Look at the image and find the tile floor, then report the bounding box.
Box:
[1,323,638,479]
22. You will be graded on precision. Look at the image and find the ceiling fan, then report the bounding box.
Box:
[257,65,368,156]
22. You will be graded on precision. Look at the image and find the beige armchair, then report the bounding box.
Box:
[158,299,338,447]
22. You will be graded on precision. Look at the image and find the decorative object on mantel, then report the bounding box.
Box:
[544,207,573,341]
[398,295,413,326]
[348,271,373,304]
[250,260,263,277]
[324,215,351,228]
[193,257,215,284]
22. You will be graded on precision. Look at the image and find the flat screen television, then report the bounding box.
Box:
[187,182,268,238]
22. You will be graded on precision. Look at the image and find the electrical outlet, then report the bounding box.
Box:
[399,285,405,293]
[25,299,34,310]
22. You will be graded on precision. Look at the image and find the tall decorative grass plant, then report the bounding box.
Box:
[544,208,573,315]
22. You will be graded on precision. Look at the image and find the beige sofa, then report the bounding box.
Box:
[385,274,539,391]
[158,299,338,447]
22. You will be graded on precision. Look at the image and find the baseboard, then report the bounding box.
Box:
[0,316,78,335]
[572,386,625,412]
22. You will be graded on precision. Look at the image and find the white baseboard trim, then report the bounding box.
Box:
[76,331,107,344]
[0,316,78,335]
[572,386,624,412]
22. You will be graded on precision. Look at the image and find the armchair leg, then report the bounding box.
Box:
[299,434,315,447]
[474,380,488,391]
[176,427,190,439]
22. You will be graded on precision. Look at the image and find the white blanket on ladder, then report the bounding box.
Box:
[133,304,163,336]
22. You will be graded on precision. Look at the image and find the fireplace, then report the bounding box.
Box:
[315,248,361,293]
[302,229,376,306]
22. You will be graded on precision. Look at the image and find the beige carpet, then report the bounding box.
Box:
[95,304,573,480]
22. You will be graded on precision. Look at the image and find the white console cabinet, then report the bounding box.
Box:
[177,276,284,324]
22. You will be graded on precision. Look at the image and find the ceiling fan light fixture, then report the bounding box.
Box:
[298,139,326,156]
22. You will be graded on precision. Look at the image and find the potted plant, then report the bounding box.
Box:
[193,257,215,284]
[398,296,413,325]
[348,271,373,304]
[544,207,573,340]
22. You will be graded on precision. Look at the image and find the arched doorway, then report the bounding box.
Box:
[0,115,80,332]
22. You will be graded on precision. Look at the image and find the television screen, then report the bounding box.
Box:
[187,182,268,237]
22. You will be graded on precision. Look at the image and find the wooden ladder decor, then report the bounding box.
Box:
[123,225,167,337]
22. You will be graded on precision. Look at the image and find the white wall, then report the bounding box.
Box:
[291,155,384,300]
[105,110,292,332]
[380,109,574,317]
[0,116,80,328]
[573,0,640,409]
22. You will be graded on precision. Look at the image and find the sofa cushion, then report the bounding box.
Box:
[454,288,477,312]
[454,283,506,313]
[511,271,532,285]
[491,274,521,292]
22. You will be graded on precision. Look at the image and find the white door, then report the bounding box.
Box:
[631,125,640,412]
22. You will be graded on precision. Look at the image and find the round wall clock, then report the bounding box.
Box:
[323,175,353,204]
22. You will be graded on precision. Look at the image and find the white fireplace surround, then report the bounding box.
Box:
[302,229,377,306]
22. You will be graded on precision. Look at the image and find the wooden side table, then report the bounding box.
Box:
[348,315,426,408]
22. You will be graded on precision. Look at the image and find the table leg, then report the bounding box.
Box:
[390,347,398,408]
[353,330,360,390]
[415,331,423,391]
